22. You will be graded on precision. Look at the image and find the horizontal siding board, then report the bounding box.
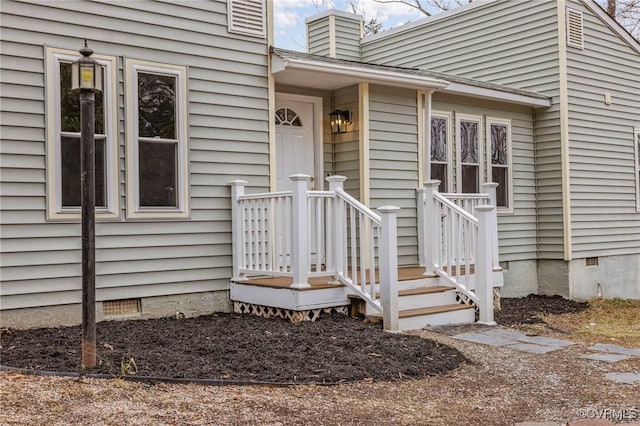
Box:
[0,0,270,310]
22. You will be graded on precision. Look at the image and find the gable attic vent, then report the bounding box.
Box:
[566,8,584,49]
[228,0,266,38]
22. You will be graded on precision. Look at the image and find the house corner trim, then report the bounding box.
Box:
[557,0,573,261]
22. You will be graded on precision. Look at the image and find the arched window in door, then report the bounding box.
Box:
[275,107,302,126]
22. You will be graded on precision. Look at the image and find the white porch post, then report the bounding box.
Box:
[416,188,426,267]
[481,182,500,270]
[229,180,248,282]
[424,180,440,275]
[327,175,347,281]
[290,174,311,289]
[378,206,400,332]
[475,205,496,325]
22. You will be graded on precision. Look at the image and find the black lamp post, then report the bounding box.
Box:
[72,40,102,368]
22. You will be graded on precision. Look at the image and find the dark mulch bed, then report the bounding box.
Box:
[496,294,588,326]
[0,313,467,384]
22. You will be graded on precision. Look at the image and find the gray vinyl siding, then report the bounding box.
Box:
[0,0,270,310]
[432,94,537,262]
[368,85,419,266]
[334,15,361,61]
[307,16,331,57]
[565,0,640,258]
[362,0,563,259]
[331,85,360,198]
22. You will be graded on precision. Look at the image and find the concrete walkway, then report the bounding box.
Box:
[452,328,640,385]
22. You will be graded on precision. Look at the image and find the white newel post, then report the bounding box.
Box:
[475,205,496,325]
[290,174,311,289]
[481,182,500,270]
[416,188,426,267]
[423,180,440,275]
[229,180,248,282]
[378,206,400,333]
[327,175,347,281]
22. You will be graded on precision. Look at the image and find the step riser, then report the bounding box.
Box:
[398,307,475,331]
[365,290,459,315]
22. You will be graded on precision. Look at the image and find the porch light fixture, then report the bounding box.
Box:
[329,109,351,134]
[72,41,103,92]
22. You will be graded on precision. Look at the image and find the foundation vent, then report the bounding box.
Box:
[585,257,599,267]
[103,298,141,318]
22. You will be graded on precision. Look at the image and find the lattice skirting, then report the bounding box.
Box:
[234,302,349,323]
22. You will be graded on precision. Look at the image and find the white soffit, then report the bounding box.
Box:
[271,55,449,91]
[443,82,552,107]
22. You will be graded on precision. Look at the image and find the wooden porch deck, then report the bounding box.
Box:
[236,266,432,290]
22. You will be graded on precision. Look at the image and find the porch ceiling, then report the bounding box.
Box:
[271,50,449,92]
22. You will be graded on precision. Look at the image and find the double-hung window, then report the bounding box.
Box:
[430,112,452,193]
[45,48,118,220]
[125,59,189,219]
[456,114,483,194]
[486,118,513,211]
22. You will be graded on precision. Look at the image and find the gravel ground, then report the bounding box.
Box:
[1,328,638,425]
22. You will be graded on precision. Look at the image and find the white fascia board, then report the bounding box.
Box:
[581,0,640,54]
[273,56,449,90]
[444,82,552,107]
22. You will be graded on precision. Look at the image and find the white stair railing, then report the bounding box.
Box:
[328,176,399,332]
[230,175,400,331]
[417,180,498,324]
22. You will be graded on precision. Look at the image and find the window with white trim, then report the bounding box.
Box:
[456,114,483,193]
[635,128,640,211]
[45,48,119,220]
[486,118,513,211]
[125,59,189,219]
[430,111,452,193]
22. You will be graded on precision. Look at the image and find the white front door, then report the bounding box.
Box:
[275,96,316,191]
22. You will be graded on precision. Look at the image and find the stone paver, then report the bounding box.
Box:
[518,335,576,347]
[453,328,575,354]
[452,331,518,347]
[506,342,564,354]
[579,353,632,363]
[589,343,640,356]
[604,372,640,384]
[452,327,640,385]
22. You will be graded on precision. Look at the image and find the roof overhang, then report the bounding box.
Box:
[271,54,449,92]
[442,82,552,107]
[272,50,551,108]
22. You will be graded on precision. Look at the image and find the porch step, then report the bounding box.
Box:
[367,304,475,331]
[364,285,458,314]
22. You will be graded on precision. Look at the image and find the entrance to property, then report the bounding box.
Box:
[274,94,322,191]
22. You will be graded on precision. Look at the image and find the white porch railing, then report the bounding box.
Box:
[417,180,499,324]
[230,175,399,331]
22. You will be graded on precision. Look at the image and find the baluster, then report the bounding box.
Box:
[350,206,357,288]
[359,213,366,294]
[369,223,376,300]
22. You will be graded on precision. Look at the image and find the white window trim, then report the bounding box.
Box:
[430,110,453,192]
[635,127,640,212]
[455,113,484,193]
[45,47,119,221]
[125,59,189,219]
[486,117,514,214]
